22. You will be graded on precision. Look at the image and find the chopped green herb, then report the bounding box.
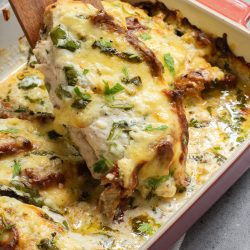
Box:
[99,38,112,48]
[104,82,124,95]
[182,134,187,145]
[214,152,227,164]
[29,61,37,68]
[107,102,134,110]
[122,76,142,86]
[236,89,248,108]
[74,87,91,100]
[122,67,129,80]
[14,106,29,113]
[71,87,91,109]
[163,53,175,76]
[108,120,130,141]
[213,146,222,151]
[71,99,90,109]
[93,156,113,173]
[189,118,200,128]
[55,85,72,99]
[0,215,15,241]
[62,220,69,230]
[48,130,62,140]
[82,69,89,75]
[63,66,78,86]
[139,33,151,41]
[37,233,59,250]
[18,76,42,90]
[144,125,168,131]
[131,215,158,236]
[50,25,80,52]
[12,160,21,178]
[0,128,19,134]
[236,136,245,143]
[137,222,153,235]
[144,175,170,190]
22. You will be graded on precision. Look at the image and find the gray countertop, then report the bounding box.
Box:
[180,169,250,250]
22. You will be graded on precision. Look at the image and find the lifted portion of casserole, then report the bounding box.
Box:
[34,0,232,217]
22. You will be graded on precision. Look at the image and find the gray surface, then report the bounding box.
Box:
[181,169,250,250]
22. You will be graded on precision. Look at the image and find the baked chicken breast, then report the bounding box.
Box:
[34,0,228,217]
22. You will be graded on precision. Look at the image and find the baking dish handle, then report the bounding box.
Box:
[196,0,250,28]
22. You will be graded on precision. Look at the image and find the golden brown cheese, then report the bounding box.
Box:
[0,1,249,249]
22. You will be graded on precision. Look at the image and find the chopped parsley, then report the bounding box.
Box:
[137,222,153,235]
[163,53,175,76]
[37,233,59,250]
[139,33,151,41]
[74,86,91,100]
[107,102,134,110]
[122,67,129,80]
[144,175,170,190]
[12,160,21,178]
[0,128,19,134]
[0,215,15,241]
[104,82,124,95]
[121,67,142,86]
[189,118,200,128]
[107,120,130,141]
[55,84,72,99]
[93,156,113,173]
[62,220,69,230]
[82,69,89,75]
[144,124,168,131]
[71,87,91,109]
[131,215,158,236]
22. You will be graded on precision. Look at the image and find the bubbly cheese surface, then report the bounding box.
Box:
[0,0,249,249]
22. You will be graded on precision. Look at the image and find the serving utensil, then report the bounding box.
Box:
[9,0,103,48]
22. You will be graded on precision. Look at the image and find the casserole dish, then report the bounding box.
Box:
[0,0,249,249]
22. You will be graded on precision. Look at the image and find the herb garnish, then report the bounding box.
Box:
[12,160,21,178]
[137,222,153,235]
[144,175,170,190]
[107,102,133,110]
[0,215,15,241]
[107,121,130,141]
[163,53,175,76]
[37,233,59,250]
[121,67,142,86]
[93,156,113,173]
[189,118,200,128]
[0,128,19,134]
[55,85,72,99]
[71,87,91,109]
[104,82,124,96]
[82,69,89,75]
[144,125,168,131]
[139,33,151,41]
